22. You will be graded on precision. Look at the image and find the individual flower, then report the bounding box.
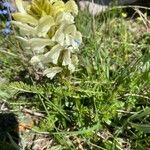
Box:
[0,1,16,35]
[3,2,16,12]
[2,27,11,34]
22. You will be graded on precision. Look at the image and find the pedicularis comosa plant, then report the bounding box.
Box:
[12,0,82,79]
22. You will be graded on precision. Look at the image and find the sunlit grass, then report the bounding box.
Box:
[0,7,150,149]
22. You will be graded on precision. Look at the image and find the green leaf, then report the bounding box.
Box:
[129,108,150,121]
[0,91,10,99]
[131,123,150,133]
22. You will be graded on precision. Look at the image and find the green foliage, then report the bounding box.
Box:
[0,141,19,150]
[0,4,150,149]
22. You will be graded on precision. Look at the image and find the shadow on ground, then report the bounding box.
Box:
[0,113,20,150]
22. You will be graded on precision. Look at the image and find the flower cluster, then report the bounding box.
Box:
[12,0,82,79]
[0,1,15,35]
